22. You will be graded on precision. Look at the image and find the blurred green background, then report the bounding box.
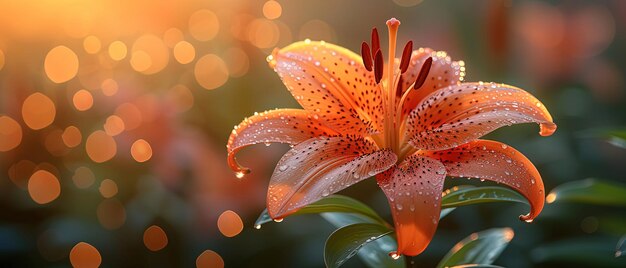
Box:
[0,0,625,267]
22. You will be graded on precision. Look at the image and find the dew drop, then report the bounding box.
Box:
[254,224,261,230]
[273,218,284,223]
[395,203,403,211]
[235,171,245,179]
[501,144,508,149]
[321,189,330,197]
[278,165,288,172]
[389,252,401,260]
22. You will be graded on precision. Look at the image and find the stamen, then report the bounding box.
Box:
[413,57,433,90]
[399,41,413,73]
[371,28,380,56]
[374,50,383,83]
[361,42,373,71]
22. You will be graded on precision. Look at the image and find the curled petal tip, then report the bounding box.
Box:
[519,213,534,223]
[540,122,557,136]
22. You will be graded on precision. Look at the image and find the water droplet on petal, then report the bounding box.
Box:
[235,171,245,179]
[389,251,401,260]
[273,218,283,223]
[254,224,261,230]
[278,165,288,172]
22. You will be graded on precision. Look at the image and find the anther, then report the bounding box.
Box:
[371,28,380,56]
[361,42,373,71]
[396,76,404,97]
[413,57,433,90]
[399,41,413,73]
[374,50,384,84]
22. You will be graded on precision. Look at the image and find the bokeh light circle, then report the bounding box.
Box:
[28,170,61,204]
[173,41,196,64]
[131,34,169,74]
[85,130,117,163]
[62,126,82,148]
[223,47,249,78]
[263,1,282,20]
[99,179,118,198]
[69,242,101,268]
[108,41,127,61]
[73,89,94,111]
[217,210,244,237]
[143,225,168,251]
[83,36,101,54]
[247,19,280,48]
[196,250,225,268]
[0,115,22,152]
[189,10,219,41]
[45,46,79,83]
[131,139,152,162]
[72,166,95,189]
[194,54,229,90]
[103,115,125,136]
[22,92,56,130]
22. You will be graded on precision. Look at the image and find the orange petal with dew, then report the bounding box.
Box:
[422,140,545,221]
[271,40,384,133]
[406,82,556,151]
[267,136,396,219]
[227,109,338,174]
[399,48,463,116]
[376,155,446,256]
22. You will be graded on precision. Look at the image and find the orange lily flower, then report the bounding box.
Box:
[227,18,556,257]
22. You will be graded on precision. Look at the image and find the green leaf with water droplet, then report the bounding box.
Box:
[437,228,514,268]
[254,195,387,228]
[324,223,395,268]
[441,185,528,208]
[547,178,626,207]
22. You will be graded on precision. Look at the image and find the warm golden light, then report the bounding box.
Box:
[83,35,101,54]
[263,1,282,20]
[73,89,94,111]
[546,192,557,203]
[99,179,118,198]
[28,170,61,204]
[0,115,22,152]
[163,28,184,48]
[131,34,169,74]
[114,103,142,130]
[223,47,250,78]
[143,225,168,251]
[247,19,280,48]
[194,54,228,90]
[196,250,225,268]
[108,41,127,61]
[103,115,125,136]
[100,78,119,96]
[62,126,82,148]
[173,41,195,64]
[189,10,219,41]
[69,242,102,268]
[97,199,126,230]
[22,92,56,130]
[299,19,336,42]
[131,139,152,163]
[72,166,95,189]
[85,130,117,163]
[217,210,244,238]
[45,46,79,83]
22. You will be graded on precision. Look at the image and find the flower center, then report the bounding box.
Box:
[360,18,433,160]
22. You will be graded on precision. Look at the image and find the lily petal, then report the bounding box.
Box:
[406,82,556,151]
[376,155,446,256]
[267,136,397,219]
[422,140,545,221]
[271,41,384,133]
[399,48,463,116]
[227,109,338,174]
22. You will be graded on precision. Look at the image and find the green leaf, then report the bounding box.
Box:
[324,223,396,268]
[437,228,514,268]
[607,129,626,149]
[617,235,626,258]
[547,178,626,207]
[321,213,404,268]
[441,185,528,208]
[253,195,387,228]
